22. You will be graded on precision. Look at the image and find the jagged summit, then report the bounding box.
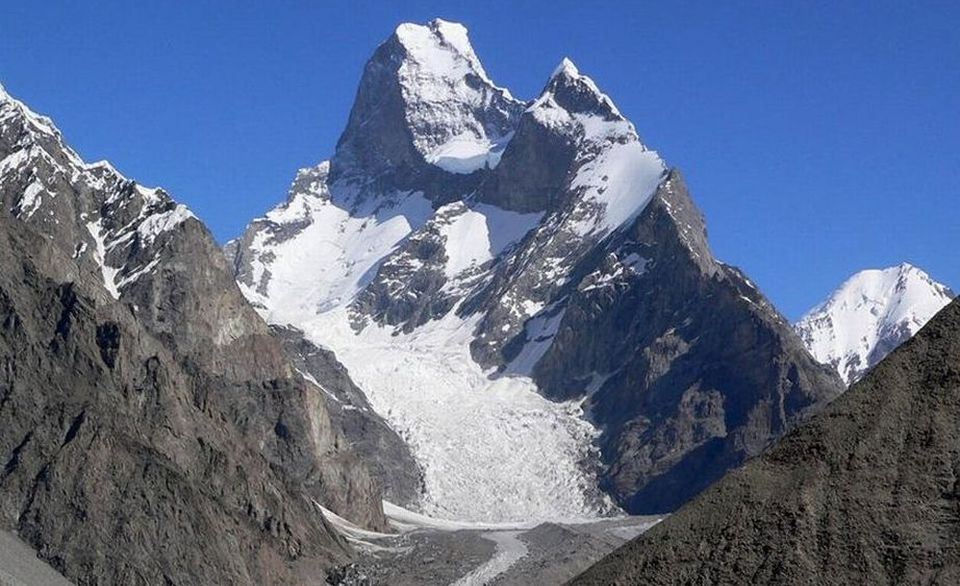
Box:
[332,19,522,184]
[392,19,499,91]
[539,57,624,122]
[796,262,955,384]
[0,83,155,190]
[551,57,580,78]
[332,19,642,187]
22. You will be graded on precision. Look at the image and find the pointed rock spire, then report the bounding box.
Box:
[331,19,522,185]
[537,57,623,121]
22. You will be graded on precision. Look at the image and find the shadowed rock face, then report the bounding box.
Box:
[0,86,387,583]
[0,214,350,584]
[529,171,843,513]
[573,298,960,585]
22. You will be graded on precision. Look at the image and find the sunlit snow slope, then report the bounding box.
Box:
[796,263,955,384]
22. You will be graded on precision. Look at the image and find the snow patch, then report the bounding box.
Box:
[249,184,435,314]
[506,305,566,374]
[569,139,665,236]
[85,218,120,299]
[136,204,195,245]
[18,181,44,218]
[453,531,527,586]
[424,131,512,174]
[438,202,542,278]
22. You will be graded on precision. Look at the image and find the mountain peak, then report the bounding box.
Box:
[331,19,522,183]
[391,18,493,86]
[551,57,580,80]
[533,58,623,123]
[796,263,955,384]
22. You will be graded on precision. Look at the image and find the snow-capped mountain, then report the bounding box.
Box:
[229,18,842,519]
[796,263,955,385]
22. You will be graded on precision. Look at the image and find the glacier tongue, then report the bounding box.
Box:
[289,306,614,523]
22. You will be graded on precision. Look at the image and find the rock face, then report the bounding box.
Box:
[0,84,385,583]
[573,298,960,585]
[331,19,522,192]
[270,324,424,507]
[528,171,843,513]
[796,263,955,385]
[228,19,843,519]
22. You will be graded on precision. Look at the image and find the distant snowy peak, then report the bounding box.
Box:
[796,263,955,385]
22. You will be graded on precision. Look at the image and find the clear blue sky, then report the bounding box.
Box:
[2,1,957,319]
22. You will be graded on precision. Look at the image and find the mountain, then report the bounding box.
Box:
[228,18,843,519]
[0,83,386,583]
[796,263,955,385]
[572,297,960,585]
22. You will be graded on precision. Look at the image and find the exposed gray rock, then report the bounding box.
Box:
[572,298,960,585]
[0,85,387,583]
[350,218,453,333]
[527,171,843,513]
[0,531,74,586]
[0,213,351,584]
[270,324,424,507]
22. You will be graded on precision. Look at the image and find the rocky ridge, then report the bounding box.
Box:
[0,83,385,583]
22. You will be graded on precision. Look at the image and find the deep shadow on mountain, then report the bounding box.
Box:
[572,298,960,585]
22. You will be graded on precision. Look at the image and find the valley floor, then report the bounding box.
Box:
[324,502,662,585]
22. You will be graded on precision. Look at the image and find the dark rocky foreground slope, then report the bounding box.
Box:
[573,298,960,585]
[0,85,388,583]
[0,213,353,584]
